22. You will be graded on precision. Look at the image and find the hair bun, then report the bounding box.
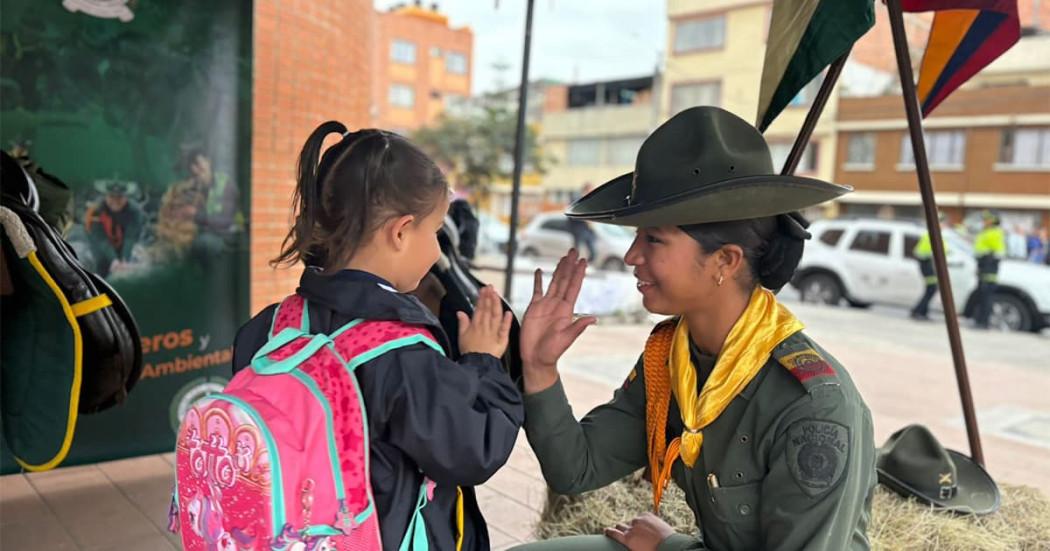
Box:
[757,213,809,290]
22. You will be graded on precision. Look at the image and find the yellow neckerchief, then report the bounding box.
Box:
[671,286,803,467]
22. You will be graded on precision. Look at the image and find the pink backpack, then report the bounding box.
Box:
[170,294,442,551]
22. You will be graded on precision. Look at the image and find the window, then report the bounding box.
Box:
[606,135,645,166]
[900,131,966,168]
[846,133,875,167]
[904,234,920,260]
[819,229,845,247]
[445,51,468,75]
[567,139,601,166]
[540,217,571,233]
[431,46,442,58]
[674,15,726,53]
[850,230,891,255]
[670,82,721,115]
[999,127,1050,168]
[388,84,415,108]
[769,142,818,173]
[391,39,416,64]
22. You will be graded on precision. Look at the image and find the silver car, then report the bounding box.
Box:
[517,212,635,272]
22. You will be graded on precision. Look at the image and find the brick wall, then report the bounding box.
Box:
[251,0,375,314]
[838,85,1050,120]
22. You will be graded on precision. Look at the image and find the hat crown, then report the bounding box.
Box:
[629,106,774,206]
[878,424,958,498]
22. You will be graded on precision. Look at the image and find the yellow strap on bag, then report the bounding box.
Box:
[70,294,112,317]
[456,487,465,551]
[16,251,83,472]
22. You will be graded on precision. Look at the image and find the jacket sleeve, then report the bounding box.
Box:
[368,347,525,487]
[522,355,648,495]
[759,384,877,551]
[659,533,707,551]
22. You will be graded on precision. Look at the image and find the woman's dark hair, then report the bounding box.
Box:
[681,213,810,291]
[272,121,448,272]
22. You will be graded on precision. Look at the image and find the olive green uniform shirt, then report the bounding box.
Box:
[523,332,876,551]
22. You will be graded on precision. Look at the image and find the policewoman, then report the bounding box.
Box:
[513,107,877,551]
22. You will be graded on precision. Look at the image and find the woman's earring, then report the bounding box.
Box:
[717,274,724,286]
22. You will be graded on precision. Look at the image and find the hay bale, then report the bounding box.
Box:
[535,473,1050,550]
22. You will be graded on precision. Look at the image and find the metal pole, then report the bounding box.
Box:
[779,50,850,175]
[887,0,985,464]
[504,0,535,299]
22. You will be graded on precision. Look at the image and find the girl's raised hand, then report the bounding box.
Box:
[457,285,513,358]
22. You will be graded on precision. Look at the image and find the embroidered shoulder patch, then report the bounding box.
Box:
[778,349,836,384]
[786,419,849,497]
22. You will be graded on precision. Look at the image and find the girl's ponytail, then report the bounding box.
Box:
[272,121,347,268]
[272,122,448,273]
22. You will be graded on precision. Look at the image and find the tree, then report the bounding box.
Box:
[413,105,549,194]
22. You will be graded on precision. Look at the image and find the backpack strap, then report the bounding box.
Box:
[249,294,317,375]
[331,320,444,371]
[269,294,309,338]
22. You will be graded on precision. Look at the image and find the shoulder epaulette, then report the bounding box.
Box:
[772,332,840,391]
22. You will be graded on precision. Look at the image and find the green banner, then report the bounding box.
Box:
[1,0,252,472]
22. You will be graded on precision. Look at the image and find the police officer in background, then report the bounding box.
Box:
[909,212,948,321]
[973,210,1006,329]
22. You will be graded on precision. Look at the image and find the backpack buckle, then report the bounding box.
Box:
[337,502,357,534]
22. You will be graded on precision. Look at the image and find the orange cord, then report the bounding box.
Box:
[643,322,676,513]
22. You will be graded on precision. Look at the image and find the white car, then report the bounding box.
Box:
[476,211,509,256]
[792,218,1050,332]
[517,212,635,271]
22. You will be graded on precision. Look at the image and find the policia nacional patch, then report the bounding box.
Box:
[786,419,850,497]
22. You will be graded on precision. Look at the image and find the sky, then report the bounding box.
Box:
[375,0,668,94]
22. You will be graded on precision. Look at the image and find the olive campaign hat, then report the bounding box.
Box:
[877,424,1000,515]
[566,106,851,227]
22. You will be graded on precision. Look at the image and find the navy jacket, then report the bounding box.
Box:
[233,268,524,550]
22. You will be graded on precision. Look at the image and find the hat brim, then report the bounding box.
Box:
[566,172,851,227]
[876,449,1001,515]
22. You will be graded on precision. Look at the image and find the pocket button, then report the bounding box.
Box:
[738,504,752,516]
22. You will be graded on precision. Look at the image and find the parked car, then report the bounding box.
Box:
[517,212,634,271]
[792,218,1050,332]
[476,211,509,256]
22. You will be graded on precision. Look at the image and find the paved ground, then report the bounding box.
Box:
[3,292,1048,550]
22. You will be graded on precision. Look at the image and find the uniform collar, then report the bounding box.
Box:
[688,340,768,401]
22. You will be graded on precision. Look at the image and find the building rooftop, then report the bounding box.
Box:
[567,76,654,109]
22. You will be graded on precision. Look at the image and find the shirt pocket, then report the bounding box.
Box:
[709,481,761,532]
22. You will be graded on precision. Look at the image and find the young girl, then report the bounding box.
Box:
[232,121,524,550]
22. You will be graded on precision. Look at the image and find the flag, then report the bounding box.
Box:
[757,0,875,132]
[902,0,1020,117]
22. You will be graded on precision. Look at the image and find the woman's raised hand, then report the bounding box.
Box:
[519,249,597,394]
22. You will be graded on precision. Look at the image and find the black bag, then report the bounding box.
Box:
[1,152,143,471]
[427,216,522,383]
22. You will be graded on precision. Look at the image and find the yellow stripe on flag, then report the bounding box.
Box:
[917,10,979,104]
[71,294,112,318]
